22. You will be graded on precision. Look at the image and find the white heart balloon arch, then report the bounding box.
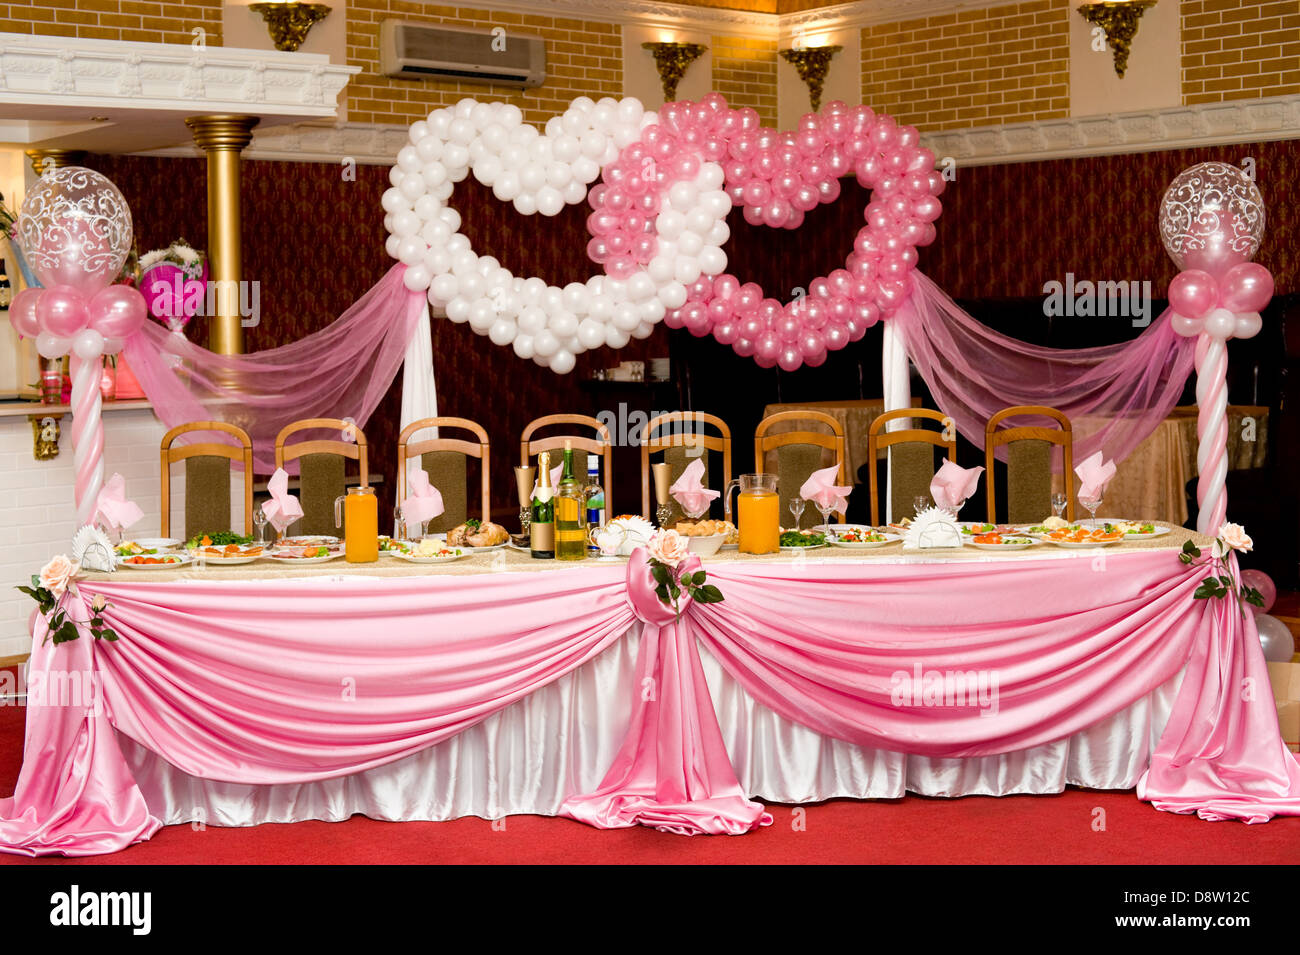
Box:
[383,96,732,374]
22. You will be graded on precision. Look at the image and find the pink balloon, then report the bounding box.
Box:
[9,287,41,338]
[36,285,89,337]
[1240,569,1276,613]
[87,284,147,339]
[778,346,803,372]
[1218,262,1274,312]
[714,320,739,345]
[824,324,849,350]
[1167,269,1218,319]
[733,336,756,357]
[1170,312,1205,337]
[755,333,780,362]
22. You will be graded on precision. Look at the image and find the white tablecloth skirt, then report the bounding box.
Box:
[119,626,1185,827]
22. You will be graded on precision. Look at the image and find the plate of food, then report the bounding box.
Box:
[188,543,266,564]
[444,519,510,550]
[958,521,1021,536]
[969,533,1039,551]
[780,530,827,551]
[1099,520,1169,539]
[828,527,899,548]
[390,539,469,563]
[675,519,735,557]
[185,531,256,550]
[1042,527,1126,547]
[119,553,191,569]
[267,545,344,564]
[276,535,340,549]
[1017,517,1072,536]
[116,538,182,557]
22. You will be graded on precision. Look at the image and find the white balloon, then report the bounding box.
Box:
[617,97,644,124]
[72,328,105,360]
[577,319,606,349]
[438,207,462,231]
[445,298,471,323]
[415,136,442,162]
[536,187,564,217]
[707,222,731,246]
[513,334,536,359]
[546,163,572,189]
[499,104,524,128]
[421,164,447,189]
[454,98,476,119]
[573,157,600,184]
[631,321,656,340]
[678,231,704,257]
[493,171,521,202]
[409,120,429,143]
[520,164,546,193]
[488,319,517,346]
[36,333,70,359]
[658,282,687,309]
[451,251,478,276]
[514,193,538,216]
[403,265,432,291]
[424,248,452,275]
[553,135,581,163]
[458,273,485,301]
[519,306,547,335]
[382,188,409,213]
[414,194,442,221]
[473,156,503,185]
[468,299,497,331]
[612,303,640,332]
[430,273,459,303]
[640,298,666,323]
[549,311,579,338]
[562,180,588,205]
[534,329,560,358]
[626,272,656,302]
[385,235,403,259]
[605,326,631,350]
[396,235,424,263]
[550,350,576,374]
[399,174,426,201]
[669,181,698,211]
[656,209,686,240]
[442,144,469,170]
[397,145,422,172]
[674,257,702,284]
[562,282,588,313]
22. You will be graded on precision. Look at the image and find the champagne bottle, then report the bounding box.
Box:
[530,451,555,559]
[555,441,586,560]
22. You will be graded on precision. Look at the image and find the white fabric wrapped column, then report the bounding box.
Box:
[398,303,439,488]
[881,321,911,524]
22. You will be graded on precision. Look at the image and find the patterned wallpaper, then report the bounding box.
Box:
[88,138,1299,516]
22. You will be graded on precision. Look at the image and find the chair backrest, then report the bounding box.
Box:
[520,414,613,513]
[275,418,369,537]
[640,412,732,522]
[754,410,847,524]
[867,408,957,526]
[398,417,491,532]
[985,405,1075,524]
[159,421,254,540]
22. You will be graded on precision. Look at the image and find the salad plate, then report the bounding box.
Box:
[779,530,827,551]
[1042,528,1126,548]
[268,545,344,564]
[391,549,469,564]
[968,533,1039,551]
[118,554,192,569]
[188,544,267,565]
[828,528,899,549]
[1098,521,1170,540]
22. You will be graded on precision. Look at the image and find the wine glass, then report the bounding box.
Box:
[814,496,838,533]
[392,505,406,542]
[789,495,806,530]
[253,507,268,544]
[912,495,930,518]
[1051,492,1067,519]
[1079,492,1102,528]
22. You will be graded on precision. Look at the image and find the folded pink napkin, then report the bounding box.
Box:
[531,461,564,499]
[670,459,720,514]
[800,464,852,511]
[262,468,304,533]
[94,472,143,532]
[1074,451,1116,503]
[401,470,445,525]
[930,459,984,510]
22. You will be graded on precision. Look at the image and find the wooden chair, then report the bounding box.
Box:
[274,418,369,537]
[159,421,254,540]
[520,414,613,513]
[397,417,490,534]
[640,412,732,523]
[754,410,847,526]
[867,408,957,526]
[985,406,1075,524]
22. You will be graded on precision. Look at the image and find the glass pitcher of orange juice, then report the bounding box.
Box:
[724,473,780,554]
[334,486,378,563]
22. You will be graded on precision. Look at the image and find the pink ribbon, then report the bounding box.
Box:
[401,470,445,526]
[559,549,773,835]
[262,467,304,533]
[929,459,984,510]
[799,464,851,511]
[93,472,143,533]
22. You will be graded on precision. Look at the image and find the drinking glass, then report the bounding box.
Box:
[1079,493,1102,528]
[1051,493,1067,519]
[912,495,930,518]
[789,495,806,530]
[814,497,837,533]
[253,508,268,544]
[652,462,673,528]
[392,506,406,542]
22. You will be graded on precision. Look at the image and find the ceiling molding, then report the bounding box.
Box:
[136,94,1300,167]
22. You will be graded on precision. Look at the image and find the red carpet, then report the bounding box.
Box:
[2,683,1298,865]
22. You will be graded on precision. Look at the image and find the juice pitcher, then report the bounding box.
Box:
[724,473,780,555]
[334,486,378,563]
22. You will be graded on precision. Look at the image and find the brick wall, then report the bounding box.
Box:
[0,0,222,46]
[860,0,1069,131]
[1181,0,1300,104]
[711,34,779,126]
[346,2,623,127]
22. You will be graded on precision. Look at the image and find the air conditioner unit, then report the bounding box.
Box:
[380,20,546,88]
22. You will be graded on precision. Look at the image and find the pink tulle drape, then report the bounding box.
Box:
[895,271,1197,467]
[122,265,424,472]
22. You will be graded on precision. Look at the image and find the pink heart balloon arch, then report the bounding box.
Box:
[591,94,944,371]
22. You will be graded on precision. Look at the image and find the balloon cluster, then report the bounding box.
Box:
[652,98,944,371]
[1160,162,1270,341]
[384,96,729,374]
[9,167,147,358]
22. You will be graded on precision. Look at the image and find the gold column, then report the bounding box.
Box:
[25,149,87,175]
[185,115,259,355]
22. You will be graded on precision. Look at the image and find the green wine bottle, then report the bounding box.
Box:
[530,451,555,559]
[555,441,587,560]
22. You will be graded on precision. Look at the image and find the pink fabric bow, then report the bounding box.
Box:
[800,464,851,511]
[670,459,720,515]
[401,470,445,526]
[262,468,303,533]
[93,472,143,533]
[930,459,984,510]
[1074,451,1116,503]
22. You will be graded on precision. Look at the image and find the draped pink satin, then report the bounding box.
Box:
[558,552,772,835]
[2,549,1297,856]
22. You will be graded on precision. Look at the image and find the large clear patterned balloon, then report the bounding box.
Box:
[15,166,134,291]
[1158,162,1264,276]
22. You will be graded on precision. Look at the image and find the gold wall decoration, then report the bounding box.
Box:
[32,414,61,460]
[249,2,332,53]
[642,42,707,103]
[24,150,87,177]
[1076,0,1157,78]
[779,46,842,112]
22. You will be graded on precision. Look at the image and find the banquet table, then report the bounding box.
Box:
[3,529,1300,856]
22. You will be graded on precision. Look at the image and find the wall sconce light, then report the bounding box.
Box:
[249,2,332,52]
[1076,0,1157,78]
[779,45,842,112]
[642,41,707,103]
